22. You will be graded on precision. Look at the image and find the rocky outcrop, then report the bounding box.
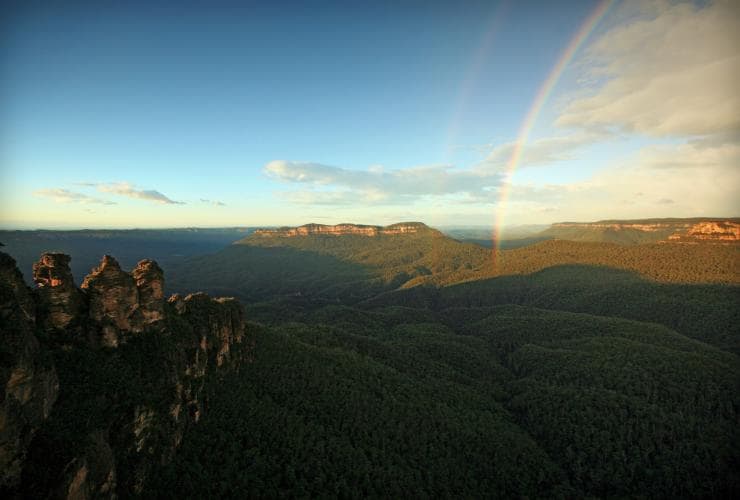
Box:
[252,222,430,238]
[547,218,740,245]
[81,255,139,347]
[33,253,86,332]
[667,221,740,243]
[0,252,251,498]
[78,256,169,347]
[551,222,688,232]
[166,293,248,431]
[169,293,246,370]
[0,252,59,491]
[61,431,116,500]
[131,260,165,326]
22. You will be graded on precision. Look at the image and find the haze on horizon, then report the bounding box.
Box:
[1,0,738,230]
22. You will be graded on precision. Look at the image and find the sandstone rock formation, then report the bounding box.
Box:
[667,221,740,243]
[548,218,740,244]
[77,256,170,347]
[0,252,59,490]
[169,292,246,369]
[131,259,165,326]
[551,222,689,232]
[0,251,251,498]
[33,253,86,332]
[81,255,140,347]
[253,221,430,237]
[61,430,117,500]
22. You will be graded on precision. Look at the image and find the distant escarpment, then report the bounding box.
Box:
[544,218,740,245]
[0,251,252,498]
[666,220,740,243]
[251,222,433,238]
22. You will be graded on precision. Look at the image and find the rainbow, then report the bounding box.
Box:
[492,0,613,267]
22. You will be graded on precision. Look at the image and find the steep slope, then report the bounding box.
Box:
[495,239,739,284]
[364,265,740,354]
[168,222,738,310]
[241,222,490,284]
[0,253,58,490]
[0,251,252,498]
[168,222,493,302]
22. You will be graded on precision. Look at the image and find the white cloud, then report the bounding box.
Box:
[34,188,116,205]
[478,131,607,172]
[261,2,740,221]
[635,140,740,170]
[200,198,227,206]
[96,182,184,205]
[501,139,740,223]
[481,0,740,223]
[265,160,503,205]
[557,0,740,137]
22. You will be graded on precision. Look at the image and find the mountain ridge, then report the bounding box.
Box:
[541,217,740,245]
[249,222,434,238]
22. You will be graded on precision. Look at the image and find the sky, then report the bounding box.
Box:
[1,0,738,230]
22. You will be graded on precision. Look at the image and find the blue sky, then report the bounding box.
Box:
[2,0,738,229]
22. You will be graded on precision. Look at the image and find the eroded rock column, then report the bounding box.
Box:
[132,259,165,327]
[33,253,86,332]
[81,255,139,347]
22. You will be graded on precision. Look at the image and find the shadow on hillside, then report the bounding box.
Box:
[165,244,387,303]
[362,264,740,354]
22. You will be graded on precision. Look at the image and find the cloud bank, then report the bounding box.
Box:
[265,160,503,205]
[557,0,740,137]
[95,182,184,205]
[34,189,116,205]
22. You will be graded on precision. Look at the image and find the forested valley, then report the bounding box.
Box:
[147,226,739,497]
[2,224,738,497]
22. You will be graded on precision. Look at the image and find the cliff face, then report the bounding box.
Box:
[80,256,168,347]
[547,219,740,245]
[0,253,59,491]
[667,221,740,243]
[0,251,251,498]
[551,222,688,232]
[252,222,431,238]
[33,253,86,332]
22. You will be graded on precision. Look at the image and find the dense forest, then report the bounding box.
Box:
[147,302,740,497]
[2,224,738,497]
[147,227,740,497]
[165,226,739,310]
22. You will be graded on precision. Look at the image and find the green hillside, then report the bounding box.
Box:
[6,225,739,497]
[495,239,739,284]
[167,224,738,313]
[539,224,674,244]
[168,224,493,302]
[238,223,493,287]
[366,265,740,354]
[147,224,740,496]
[147,303,740,498]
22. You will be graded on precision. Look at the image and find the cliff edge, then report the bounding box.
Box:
[251,222,433,238]
[0,251,252,498]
